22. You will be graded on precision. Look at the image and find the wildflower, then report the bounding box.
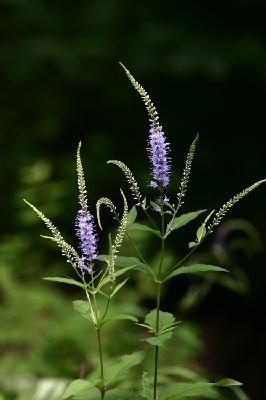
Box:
[148,123,171,188]
[75,209,98,272]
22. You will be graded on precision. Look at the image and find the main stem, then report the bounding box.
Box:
[91,277,105,399]
[96,327,105,399]
[153,192,165,400]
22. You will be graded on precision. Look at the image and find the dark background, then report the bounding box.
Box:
[0,1,266,399]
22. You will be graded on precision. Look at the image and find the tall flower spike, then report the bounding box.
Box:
[108,190,128,281]
[23,199,80,269]
[96,197,117,230]
[77,141,88,211]
[75,210,98,273]
[76,142,98,272]
[120,62,171,188]
[107,160,142,204]
[177,133,199,205]
[119,62,159,128]
[148,123,171,188]
[208,178,266,232]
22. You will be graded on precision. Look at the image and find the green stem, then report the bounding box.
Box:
[91,275,106,399]
[96,327,105,399]
[153,191,165,400]
[126,232,157,279]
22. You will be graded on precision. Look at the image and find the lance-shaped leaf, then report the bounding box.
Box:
[43,277,87,289]
[88,351,146,387]
[166,210,206,237]
[126,222,161,238]
[97,255,154,277]
[159,378,242,400]
[163,264,228,282]
[73,300,92,321]
[127,206,137,225]
[61,378,101,399]
[100,314,138,326]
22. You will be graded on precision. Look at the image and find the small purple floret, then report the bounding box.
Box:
[148,123,171,188]
[75,209,98,272]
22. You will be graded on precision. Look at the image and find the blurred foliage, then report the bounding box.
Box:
[1,0,266,399]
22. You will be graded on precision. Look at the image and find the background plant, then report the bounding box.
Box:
[19,65,265,400]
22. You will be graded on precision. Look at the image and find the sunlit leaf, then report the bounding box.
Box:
[166,210,206,236]
[127,206,137,225]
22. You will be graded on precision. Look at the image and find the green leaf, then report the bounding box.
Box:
[145,309,175,332]
[110,278,129,298]
[127,206,137,224]
[73,300,92,321]
[142,310,180,347]
[214,378,242,387]
[159,378,242,400]
[97,255,154,277]
[43,277,86,289]
[166,210,206,235]
[188,241,197,249]
[97,266,135,289]
[103,351,146,385]
[61,379,100,399]
[145,331,172,347]
[163,264,228,282]
[196,224,206,241]
[83,389,145,400]
[159,382,214,400]
[102,314,138,326]
[126,223,161,237]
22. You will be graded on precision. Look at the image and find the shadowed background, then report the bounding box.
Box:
[0,1,266,399]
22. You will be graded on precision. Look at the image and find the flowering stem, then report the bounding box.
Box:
[91,275,105,399]
[153,191,165,399]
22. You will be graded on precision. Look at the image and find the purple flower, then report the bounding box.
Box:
[75,209,98,273]
[148,123,171,188]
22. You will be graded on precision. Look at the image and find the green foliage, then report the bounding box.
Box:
[126,223,161,238]
[62,379,101,400]
[138,310,179,347]
[44,277,87,289]
[127,206,138,225]
[159,379,241,400]
[73,300,92,322]
[166,210,206,237]
[163,264,228,282]
[97,255,154,277]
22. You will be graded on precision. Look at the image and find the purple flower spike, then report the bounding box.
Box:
[148,123,171,188]
[75,209,98,272]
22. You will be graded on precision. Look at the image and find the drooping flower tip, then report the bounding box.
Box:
[148,123,171,188]
[75,209,98,272]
